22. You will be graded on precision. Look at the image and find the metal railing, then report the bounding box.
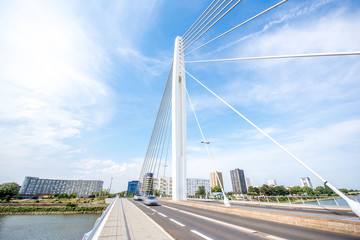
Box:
[82,197,118,240]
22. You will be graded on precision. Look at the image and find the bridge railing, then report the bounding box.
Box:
[82,196,118,240]
[188,194,360,207]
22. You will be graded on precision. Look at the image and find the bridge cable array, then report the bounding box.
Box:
[184,0,288,56]
[181,0,244,52]
[185,51,360,63]
[183,0,236,47]
[185,69,330,183]
[139,65,173,190]
[182,0,218,40]
[183,0,243,52]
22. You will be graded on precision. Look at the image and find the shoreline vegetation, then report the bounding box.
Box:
[0,198,108,215]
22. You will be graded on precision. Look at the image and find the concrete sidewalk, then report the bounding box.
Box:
[94,198,173,240]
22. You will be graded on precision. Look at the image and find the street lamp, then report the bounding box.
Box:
[201,140,231,207]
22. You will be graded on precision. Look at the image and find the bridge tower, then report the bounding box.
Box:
[172,36,186,201]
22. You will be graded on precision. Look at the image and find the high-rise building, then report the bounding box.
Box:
[127,180,139,195]
[300,177,313,189]
[246,178,251,189]
[187,178,211,197]
[210,172,223,189]
[142,173,154,195]
[230,169,247,194]
[267,179,277,187]
[19,176,103,197]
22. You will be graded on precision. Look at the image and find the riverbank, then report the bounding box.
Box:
[0,198,108,215]
[0,206,107,215]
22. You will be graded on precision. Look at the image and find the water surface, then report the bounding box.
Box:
[0,214,100,240]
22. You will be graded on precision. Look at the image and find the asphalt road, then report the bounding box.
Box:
[189,199,358,218]
[130,199,358,240]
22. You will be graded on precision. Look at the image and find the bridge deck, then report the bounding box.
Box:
[94,198,172,240]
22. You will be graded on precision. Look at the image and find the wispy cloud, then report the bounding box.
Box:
[0,1,113,175]
[185,2,360,190]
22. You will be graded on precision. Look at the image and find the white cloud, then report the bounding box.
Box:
[0,1,113,165]
[184,3,360,190]
[70,158,142,192]
[117,47,171,79]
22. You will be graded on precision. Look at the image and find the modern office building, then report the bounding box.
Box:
[127,180,139,195]
[300,177,313,189]
[267,179,277,187]
[19,176,103,197]
[230,168,247,194]
[210,172,224,189]
[187,178,211,197]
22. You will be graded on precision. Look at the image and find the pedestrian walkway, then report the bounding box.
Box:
[93,198,173,240]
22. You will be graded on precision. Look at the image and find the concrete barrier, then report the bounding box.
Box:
[160,199,360,237]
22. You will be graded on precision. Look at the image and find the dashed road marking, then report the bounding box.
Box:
[163,205,179,211]
[190,230,214,240]
[158,212,167,217]
[178,209,288,240]
[151,208,157,212]
[170,218,185,227]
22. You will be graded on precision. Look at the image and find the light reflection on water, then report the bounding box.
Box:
[0,214,100,240]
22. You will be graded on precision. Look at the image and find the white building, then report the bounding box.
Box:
[300,177,313,189]
[267,179,277,187]
[153,177,172,196]
[246,178,251,189]
[153,177,211,197]
[187,178,211,197]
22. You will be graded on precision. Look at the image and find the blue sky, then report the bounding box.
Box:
[0,0,359,192]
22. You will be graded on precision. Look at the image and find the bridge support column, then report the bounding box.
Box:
[172,36,186,201]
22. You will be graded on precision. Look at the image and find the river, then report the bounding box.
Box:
[0,214,100,240]
[299,196,360,206]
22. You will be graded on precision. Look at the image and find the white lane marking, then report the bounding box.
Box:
[151,208,157,212]
[307,209,327,212]
[191,230,214,240]
[158,212,167,217]
[170,218,185,227]
[178,209,288,240]
[126,199,175,240]
[163,205,179,211]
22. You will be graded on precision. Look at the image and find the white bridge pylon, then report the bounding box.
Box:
[172,36,187,201]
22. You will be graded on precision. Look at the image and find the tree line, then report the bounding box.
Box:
[247,184,357,196]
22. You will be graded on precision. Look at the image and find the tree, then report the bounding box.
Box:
[302,186,314,196]
[273,186,289,196]
[69,193,77,198]
[196,186,206,197]
[154,189,160,197]
[314,186,325,195]
[0,182,19,200]
[259,184,273,196]
[289,186,303,195]
[339,188,348,194]
[324,185,334,195]
[211,186,222,193]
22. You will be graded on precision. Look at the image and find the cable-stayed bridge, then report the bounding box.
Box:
[85,1,360,239]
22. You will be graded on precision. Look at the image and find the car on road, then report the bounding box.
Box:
[144,195,158,206]
[134,194,143,201]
